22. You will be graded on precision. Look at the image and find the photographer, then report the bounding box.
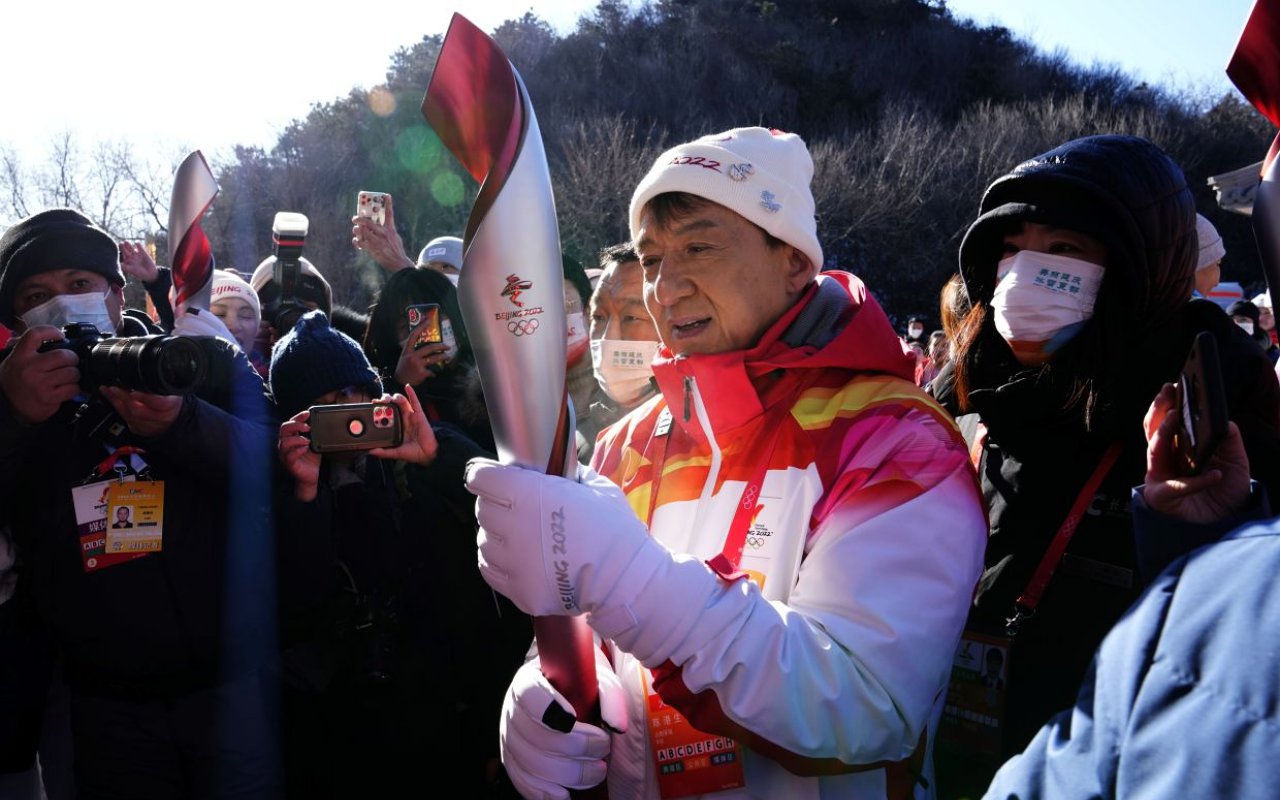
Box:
[249,216,334,362]
[268,310,469,797]
[0,209,278,797]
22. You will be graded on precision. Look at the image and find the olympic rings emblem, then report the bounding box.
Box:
[741,485,760,508]
[508,319,540,336]
[746,536,765,550]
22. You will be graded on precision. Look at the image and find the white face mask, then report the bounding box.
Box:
[21,290,116,334]
[991,251,1105,363]
[1237,319,1256,336]
[591,338,659,407]
[907,325,924,339]
[445,273,460,287]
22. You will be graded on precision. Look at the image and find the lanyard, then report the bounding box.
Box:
[1005,441,1123,636]
[91,445,146,481]
[644,405,789,575]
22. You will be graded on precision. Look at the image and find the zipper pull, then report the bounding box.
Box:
[683,375,693,423]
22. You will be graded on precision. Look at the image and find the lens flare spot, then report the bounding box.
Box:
[395,128,443,174]
[430,171,466,207]
[368,86,396,117]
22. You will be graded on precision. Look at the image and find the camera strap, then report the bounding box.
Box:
[1005,441,1123,637]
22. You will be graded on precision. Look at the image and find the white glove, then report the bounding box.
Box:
[501,650,628,800]
[173,306,236,345]
[469,458,743,669]
[467,458,669,617]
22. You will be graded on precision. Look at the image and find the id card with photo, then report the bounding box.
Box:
[938,630,1011,758]
[72,477,148,572]
[105,480,165,554]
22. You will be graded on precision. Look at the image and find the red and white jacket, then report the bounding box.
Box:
[589,272,986,799]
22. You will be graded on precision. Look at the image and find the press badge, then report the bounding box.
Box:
[104,480,165,553]
[642,669,745,798]
[72,476,147,572]
[937,630,1011,758]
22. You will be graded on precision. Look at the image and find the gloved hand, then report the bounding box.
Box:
[501,650,628,800]
[467,458,670,617]
[173,306,236,342]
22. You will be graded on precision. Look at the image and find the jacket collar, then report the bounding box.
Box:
[650,272,915,441]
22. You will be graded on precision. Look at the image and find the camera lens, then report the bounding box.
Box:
[85,335,208,395]
[347,418,365,437]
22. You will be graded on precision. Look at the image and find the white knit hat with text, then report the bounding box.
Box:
[210,269,261,324]
[629,127,824,272]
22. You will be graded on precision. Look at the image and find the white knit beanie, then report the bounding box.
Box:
[210,269,261,324]
[250,255,334,312]
[1195,213,1226,271]
[628,127,824,272]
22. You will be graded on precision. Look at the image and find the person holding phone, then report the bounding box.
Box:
[350,191,422,274]
[929,134,1280,796]
[982,382,1275,799]
[269,310,475,796]
[362,266,494,453]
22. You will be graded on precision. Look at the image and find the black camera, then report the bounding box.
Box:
[38,323,209,396]
[268,211,310,333]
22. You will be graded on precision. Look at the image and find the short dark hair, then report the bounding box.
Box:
[599,242,638,269]
[643,192,786,251]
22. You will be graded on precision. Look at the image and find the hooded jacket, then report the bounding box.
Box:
[590,271,987,800]
[942,135,1280,768]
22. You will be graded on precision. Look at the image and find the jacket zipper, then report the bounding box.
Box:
[685,375,722,531]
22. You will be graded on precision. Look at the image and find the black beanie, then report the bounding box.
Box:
[269,310,382,419]
[0,209,124,325]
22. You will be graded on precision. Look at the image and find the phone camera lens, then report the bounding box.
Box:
[347,418,365,437]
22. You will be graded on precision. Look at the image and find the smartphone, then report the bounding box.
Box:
[357,191,387,226]
[308,402,402,454]
[406,303,442,350]
[1173,331,1228,476]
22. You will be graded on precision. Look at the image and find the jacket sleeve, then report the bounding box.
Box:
[0,354,34,527]
[1131,481,1270,584]
[140,341,276,477]
[591,409,988,771]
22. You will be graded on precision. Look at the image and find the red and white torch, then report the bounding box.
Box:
[422,11,603,757]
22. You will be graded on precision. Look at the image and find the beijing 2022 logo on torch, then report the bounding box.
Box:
[494,273,544,335]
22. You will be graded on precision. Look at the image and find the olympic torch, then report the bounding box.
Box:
[167,151,219,316]
[1228,0,1280,312]
[422,11,603,758]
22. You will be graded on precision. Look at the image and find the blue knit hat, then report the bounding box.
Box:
[269,310,382,419]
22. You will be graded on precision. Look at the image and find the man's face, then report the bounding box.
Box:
[589,258,658,343]
[116,506,129,522]
[12,269,123,333]
[634,202,809,356]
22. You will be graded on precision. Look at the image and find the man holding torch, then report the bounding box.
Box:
[467,127,987,800]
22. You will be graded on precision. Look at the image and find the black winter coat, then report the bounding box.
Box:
[939,135,1280,771]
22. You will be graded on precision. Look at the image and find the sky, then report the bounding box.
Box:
[944,0,1254,100]
[0,0,1261,168]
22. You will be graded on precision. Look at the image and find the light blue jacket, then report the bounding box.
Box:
[984,487,1276,799]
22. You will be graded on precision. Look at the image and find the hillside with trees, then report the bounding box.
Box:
[2,0,1272,323]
